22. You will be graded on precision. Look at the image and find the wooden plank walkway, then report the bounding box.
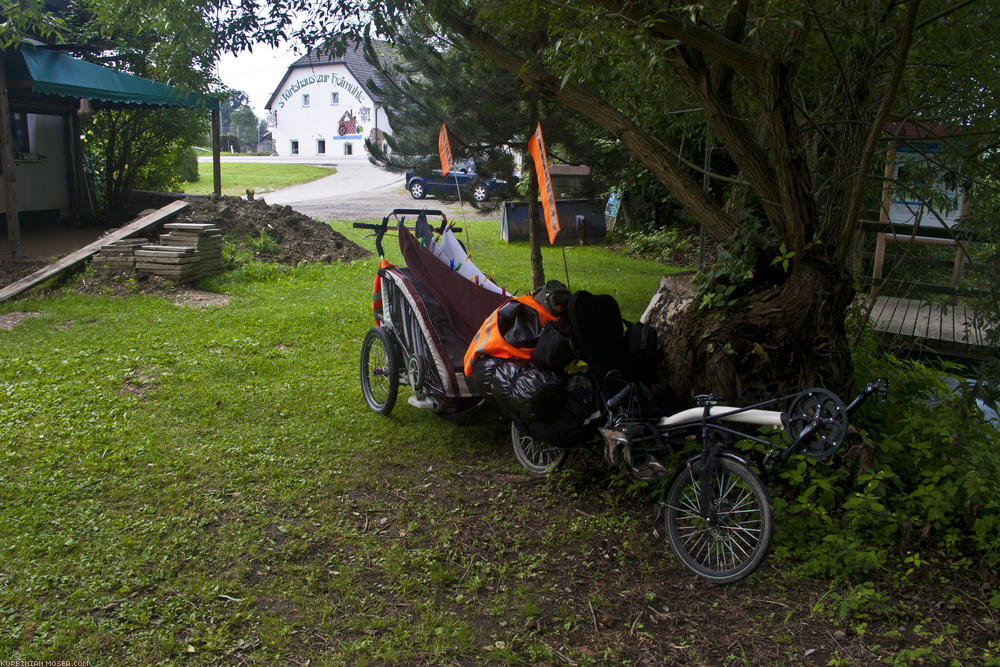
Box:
[0,200,189,303]
[864,295,992,357]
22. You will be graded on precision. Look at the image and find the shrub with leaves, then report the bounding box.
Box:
[614,225,697,266]
[769,329,1000,580]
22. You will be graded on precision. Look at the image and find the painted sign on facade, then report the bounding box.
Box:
[338,110,362,137]
[277,72,365,108]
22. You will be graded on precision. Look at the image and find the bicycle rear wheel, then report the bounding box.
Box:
[511,422,568,475]
[662,456,773,583]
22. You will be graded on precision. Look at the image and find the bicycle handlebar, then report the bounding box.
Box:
[352,210,459,258]
[607,384,633,410]
[845,377,889,415]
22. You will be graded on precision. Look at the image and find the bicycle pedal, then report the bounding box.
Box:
[627,454,667,482]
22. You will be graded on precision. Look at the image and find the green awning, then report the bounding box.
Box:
[5,45,219,111]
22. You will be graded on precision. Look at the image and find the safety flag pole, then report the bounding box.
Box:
[528,122,568,286]
[438,123,453,178]
[439,122,471,248]
[528,123,561,244]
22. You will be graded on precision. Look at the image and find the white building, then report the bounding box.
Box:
[883,122,967,230]
[264,42,392,160]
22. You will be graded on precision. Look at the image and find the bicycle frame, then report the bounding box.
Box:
[607,379,888,519]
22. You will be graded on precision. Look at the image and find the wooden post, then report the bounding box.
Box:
[878,142,897,225]
[951,245,966,305]
[0,56,21,258]
[871,142,898,297]
[211,106,221,197]
[871,231,887,296]
[68,110,92,217]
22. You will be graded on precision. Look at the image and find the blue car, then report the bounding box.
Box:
[405,166,509,203]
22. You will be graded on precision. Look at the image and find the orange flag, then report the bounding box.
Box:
[528,123,560,244]
[438,123,453,177]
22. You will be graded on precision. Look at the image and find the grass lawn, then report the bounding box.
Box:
[0,221,679,664]
[180,162,334,197]
[2,222,991,664]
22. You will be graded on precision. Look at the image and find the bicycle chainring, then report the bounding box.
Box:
[785,388,848,458]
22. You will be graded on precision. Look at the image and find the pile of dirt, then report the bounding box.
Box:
[0,197,371,296]
[183,196,369,264]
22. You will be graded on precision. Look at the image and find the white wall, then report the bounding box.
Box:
[888,143,965,229]
[268,63,392,159]
[0,113,71,216]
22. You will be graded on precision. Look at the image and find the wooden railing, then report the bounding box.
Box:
[861,221,989,302]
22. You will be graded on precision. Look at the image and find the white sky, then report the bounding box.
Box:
[216,43,302,118]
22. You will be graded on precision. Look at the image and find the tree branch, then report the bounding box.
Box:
[427,3,740,240]
[593,0,765,85]
[836,0,921,263]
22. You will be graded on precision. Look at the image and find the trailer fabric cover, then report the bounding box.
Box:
[398,224,506,343]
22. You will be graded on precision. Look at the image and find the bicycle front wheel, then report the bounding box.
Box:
[663,456,773,584]
[360,327,399,415]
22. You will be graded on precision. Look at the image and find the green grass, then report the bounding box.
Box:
[0,221,678,664]
[4,223,989,664]
[180,162,334,197]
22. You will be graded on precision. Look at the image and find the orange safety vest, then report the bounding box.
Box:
[463,295,557,376]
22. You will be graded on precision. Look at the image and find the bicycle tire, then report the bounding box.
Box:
[511,422,568,475]
[663,456,773,583]
[360,327,400,415]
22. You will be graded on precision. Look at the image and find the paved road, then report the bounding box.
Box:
[209,156,500,221]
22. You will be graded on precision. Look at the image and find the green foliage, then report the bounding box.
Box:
[0,0,65,46]
[363,15,608,196]
[247,230,280,256]
[771,329,1000,579]
[219,89,250,135]
[229,107,263,150]
[173,145,199,184]
[691,219,765,311]
[82,108,206,213]
[613,225,697,266]
[59,0,222,215]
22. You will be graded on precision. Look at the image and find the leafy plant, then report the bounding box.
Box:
[771,326,1000,579]
[614,225,698,266]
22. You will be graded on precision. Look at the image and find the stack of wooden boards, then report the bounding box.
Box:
[95,222,223,282]
[93,238,147,272]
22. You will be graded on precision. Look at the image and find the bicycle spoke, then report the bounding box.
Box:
[664,457,774,582]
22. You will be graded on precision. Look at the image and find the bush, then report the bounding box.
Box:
[613,225,697,265]
[174,145,199,183]
[770,325,1000,579]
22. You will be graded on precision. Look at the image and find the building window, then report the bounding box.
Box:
[302,94,310,107]
[317,139,326,154]
[344,143,353,156]
[11,112,29,156]
[290,140,299,155]
[331,92,339,105]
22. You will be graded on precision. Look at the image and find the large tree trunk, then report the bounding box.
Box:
[649,259,855,401]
